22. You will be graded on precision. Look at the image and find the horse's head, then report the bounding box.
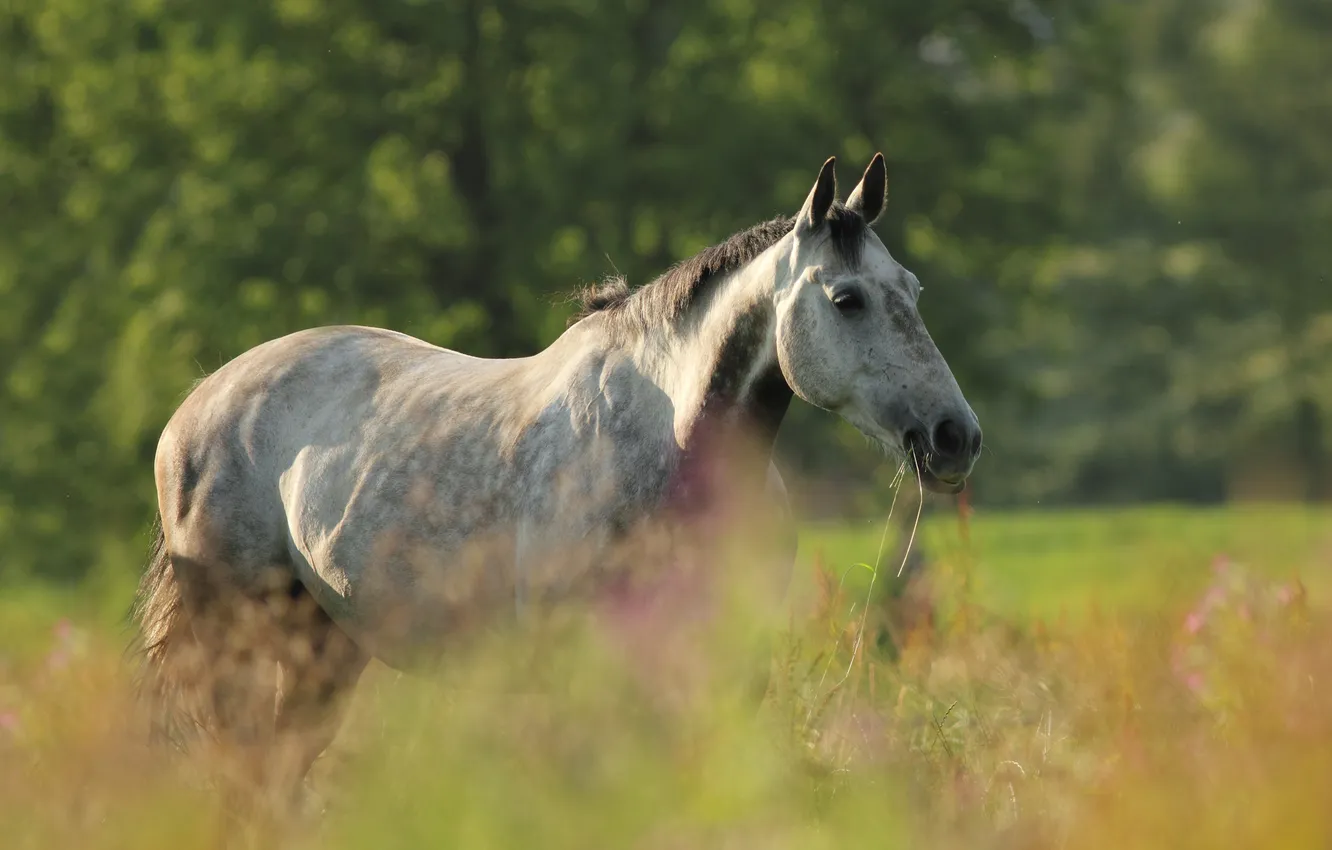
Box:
[773,154,981,493]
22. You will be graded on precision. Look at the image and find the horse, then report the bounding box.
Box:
[130,152,982,809]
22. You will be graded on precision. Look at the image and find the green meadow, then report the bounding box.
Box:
[801,503,1332,620]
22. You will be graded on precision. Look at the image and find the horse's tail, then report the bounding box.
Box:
[128,515,205,751]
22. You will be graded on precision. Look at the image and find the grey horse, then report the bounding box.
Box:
[131,153,981,804]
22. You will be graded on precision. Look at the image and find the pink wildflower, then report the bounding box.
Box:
[0,710,18,734]
[1184,610,1206,635]
[1185,672,1205,694]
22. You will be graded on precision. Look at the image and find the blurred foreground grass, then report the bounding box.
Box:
[2,504,1331,848]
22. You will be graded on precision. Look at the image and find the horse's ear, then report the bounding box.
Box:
[846,152,887,225]
[797,156,838,233]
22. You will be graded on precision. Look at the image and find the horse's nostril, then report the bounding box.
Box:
[932,418,967,459]
[903,428,927,456]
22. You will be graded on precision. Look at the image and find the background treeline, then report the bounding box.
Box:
[2,0,1329,580]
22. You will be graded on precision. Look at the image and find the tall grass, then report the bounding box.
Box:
[1,505,1330,849]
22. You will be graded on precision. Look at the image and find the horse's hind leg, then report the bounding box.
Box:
[154,556,293,825]
[267,585,368,813]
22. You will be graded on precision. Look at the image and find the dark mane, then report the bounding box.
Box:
[567,202,868,329]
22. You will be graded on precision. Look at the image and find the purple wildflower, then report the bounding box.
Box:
[1184,610,1206,635]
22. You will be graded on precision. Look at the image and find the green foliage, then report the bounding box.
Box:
[1,0,1330,579]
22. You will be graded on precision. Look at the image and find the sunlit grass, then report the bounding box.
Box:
[1,504,1331,848]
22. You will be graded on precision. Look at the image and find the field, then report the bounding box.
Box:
[3,503,1332,849]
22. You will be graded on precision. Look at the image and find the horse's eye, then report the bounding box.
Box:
[832,290,865,315]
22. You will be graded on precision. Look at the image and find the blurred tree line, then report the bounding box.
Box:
[1,0,1329,580]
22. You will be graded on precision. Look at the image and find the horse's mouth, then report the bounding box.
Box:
[902,431,969,495]
[861,422,972,496]
[919,466,967,495]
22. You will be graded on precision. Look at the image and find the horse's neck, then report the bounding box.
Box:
[637,254,793,470]
[689,301,789,449]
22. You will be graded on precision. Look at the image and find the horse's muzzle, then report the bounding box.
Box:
[903,414,981,494]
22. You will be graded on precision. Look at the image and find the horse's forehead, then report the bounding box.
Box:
[795,229,910,292]
[857,237,911,289]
